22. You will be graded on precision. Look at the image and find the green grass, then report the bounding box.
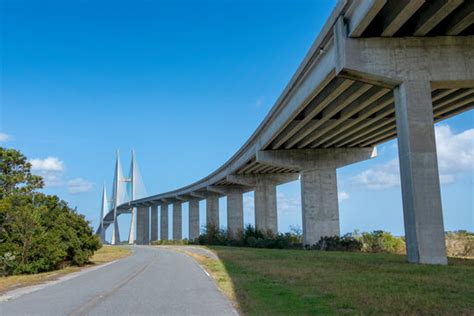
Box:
[193,246,474,315]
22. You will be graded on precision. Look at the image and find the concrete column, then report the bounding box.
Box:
[150,205,158,241]
[136,206,150,245]
[394,80,447,265]
[160,203,169,240]
[128,207,136,245]
[111,219,120,245]
[173,202,182,240]
[301,168,339,246]
[227,189,244,240]
[254,178,278,235]
[189,198,200,240]
[206,195,219,229]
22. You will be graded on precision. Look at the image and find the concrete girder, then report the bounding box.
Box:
[334,17,474,88]
[226,173,299,187]
[413,0,464,36]
[256,148,377,171]
[380,0,426,37]
[347,0,387,38]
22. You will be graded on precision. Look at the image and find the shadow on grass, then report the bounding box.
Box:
[201,246,474,315]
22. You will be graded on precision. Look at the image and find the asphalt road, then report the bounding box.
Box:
[0,246,237,316]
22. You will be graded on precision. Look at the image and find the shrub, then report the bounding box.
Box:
[311,234,362,252]
[360,230,405,254]
[445,231,474,257]
[151,239,188,246]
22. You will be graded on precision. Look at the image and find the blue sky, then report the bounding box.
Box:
[1,0,472,240]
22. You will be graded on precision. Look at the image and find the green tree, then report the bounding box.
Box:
[0,147,43,198]
[0,147,100,275]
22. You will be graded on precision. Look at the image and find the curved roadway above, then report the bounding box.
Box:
[103,0,474,226]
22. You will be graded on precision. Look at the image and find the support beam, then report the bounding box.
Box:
[188,198,200,240]
[381,0,425,37]
[173,202,182,240]
[301,168,339,246]
[394,80,447,265]
[254,177,278,235]
[348,0,387,37]
[136,206,150,245]
[257,148,376,245]
[150,205,158,241]
[160,203,169,240]
[206,194,219,229]
[208,185,246,240]
[413,0,464,36]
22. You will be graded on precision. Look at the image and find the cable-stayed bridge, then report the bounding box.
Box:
[97,0,473,265]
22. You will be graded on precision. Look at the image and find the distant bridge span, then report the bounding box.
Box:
[99,0,474,265]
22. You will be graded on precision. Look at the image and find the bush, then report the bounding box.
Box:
[360,230,405,254]
[445,231,474,257]
[151,239,188,246]
[311,234,362,252]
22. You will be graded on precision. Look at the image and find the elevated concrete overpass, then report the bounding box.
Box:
[100,0,473,265]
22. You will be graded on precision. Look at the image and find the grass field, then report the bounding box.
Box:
[189,246,474,315]
[0,245,130,294]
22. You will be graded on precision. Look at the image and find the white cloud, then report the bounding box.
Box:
[29,156,93,193]
[339,191,350,201]
[277,192,301,214]
[30,157,64,172]
[352,125,474,190]
[67,178,94,194]
[0,133,10,142]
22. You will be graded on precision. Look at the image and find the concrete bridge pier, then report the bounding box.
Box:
[257,148,375,246]
[208,185,246,240]
[188,198,200,240]
[254,178,278,235]
[394,81,447,265]
[150,204,158,242]
[173,202,182,240]
[160,202,169,240]
[136,206,150,245]
[206,194,220,229]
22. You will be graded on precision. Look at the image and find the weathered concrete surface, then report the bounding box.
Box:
[226,189,244,240]
[254,177,278,234]
[173,202,182,240]
[150,205,158,241]
[0,247,237,315]
[394,80,447,265]
[301,168,339,246]
[189,198,200,240]
[206,195,219,228]
[160,203,169,240]
[136,206,150,245]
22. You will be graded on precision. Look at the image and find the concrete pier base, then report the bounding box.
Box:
[395,80,447,265]
[160,203,169,240]
[254,178,278,235]
[173,202,182,240]
[227,189,244,240]
[301,168,339,246]
[136,206,150,245]
[189,198,200,240]
[206,195,219,229]
[150,205,158,241]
